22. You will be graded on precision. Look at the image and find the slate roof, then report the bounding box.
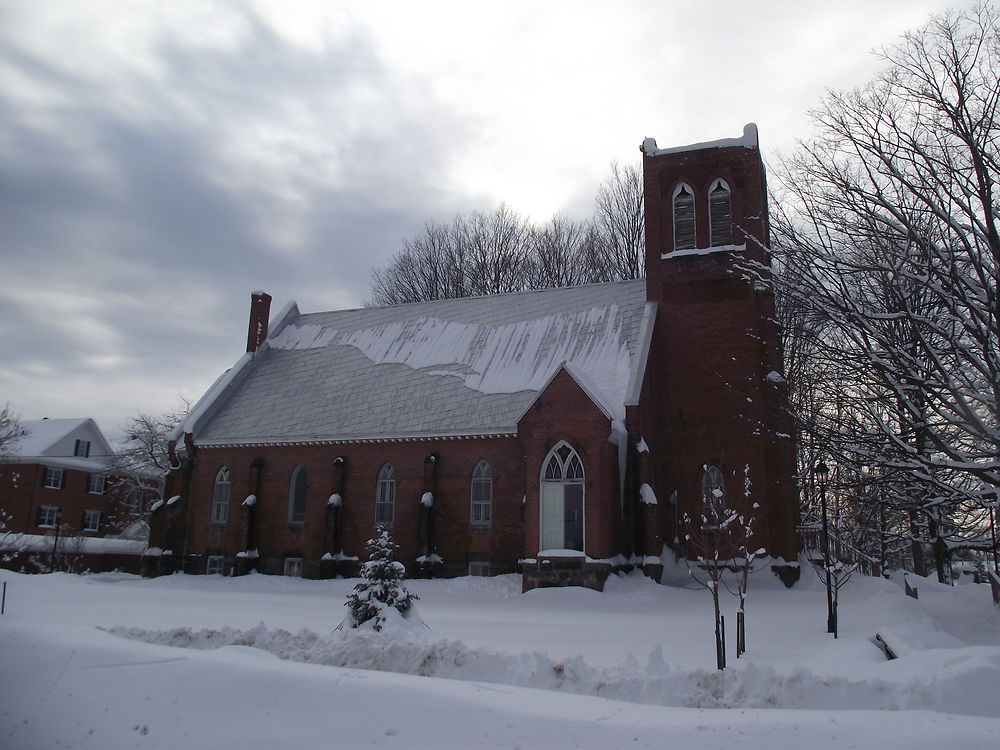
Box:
[192,279,654,446]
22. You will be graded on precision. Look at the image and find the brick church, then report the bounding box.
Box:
[148,124,800,588]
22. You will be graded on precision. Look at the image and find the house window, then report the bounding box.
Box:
[284,557,303,577]
[288,465,308,524]
[470,460,492,526]
[673,183,696,250]
[37,505,60,528]
[212,467,231,524]
[708,179,733,246]
[701,465,726,524]
[82,509,101,532]
[206,555,225,575]
[540,442,585,552]
[87,474,105,494]
[375,464,395,526]
[74,439,91,458]
[468,560,491,577]
[43,467,64,489]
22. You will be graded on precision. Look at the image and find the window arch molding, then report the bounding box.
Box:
[672,182,696,251]
[470,460,493,527]
[211,467,231,524]
[288,465,308,524]
[375,463,396,527]
[539,441,585,552]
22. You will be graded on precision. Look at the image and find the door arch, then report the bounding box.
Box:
[539,442,585,552]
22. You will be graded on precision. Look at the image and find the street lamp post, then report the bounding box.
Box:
[814,462,834,635]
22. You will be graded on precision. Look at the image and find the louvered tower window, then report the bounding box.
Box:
[672,184,695,250]
[709,179,733,246]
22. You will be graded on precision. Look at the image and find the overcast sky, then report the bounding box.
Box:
[0,0,969,442]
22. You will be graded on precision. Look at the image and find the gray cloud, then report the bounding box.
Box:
[0,4,474,437]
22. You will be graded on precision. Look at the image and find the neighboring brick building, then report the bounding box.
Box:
[0,418,150,571]
[149,124,800,588]
[1,418,116,536]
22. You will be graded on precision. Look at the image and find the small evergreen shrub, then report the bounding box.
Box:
[345,526,417,631]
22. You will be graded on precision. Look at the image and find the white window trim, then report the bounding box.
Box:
[206,555,225,575]
[470,460,492,527]
[43,467,64,490]
[284,557,303,577]
[87,474,105,495]
[211,467,231,524]
[82,509,101,532]
[38,505,60,528]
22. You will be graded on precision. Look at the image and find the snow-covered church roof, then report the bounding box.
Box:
[190,279,653,446]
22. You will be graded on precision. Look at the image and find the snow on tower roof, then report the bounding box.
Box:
[191,279,652,446]
[642,123,758,157]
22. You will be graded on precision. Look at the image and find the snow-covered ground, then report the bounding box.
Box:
[2,563,999,749]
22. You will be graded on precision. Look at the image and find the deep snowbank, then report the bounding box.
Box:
[108,619,1000,717]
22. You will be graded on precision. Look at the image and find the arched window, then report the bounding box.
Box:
[211,467,231,524]
[375,463,396,526]
[288,465,308,524]
[708,179,733,246]
[701,465,726,524]
[672,183,696,250]
[470,460,492,526]
[540,442,585,551]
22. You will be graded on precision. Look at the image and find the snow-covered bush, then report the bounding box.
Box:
[345,526,418,632]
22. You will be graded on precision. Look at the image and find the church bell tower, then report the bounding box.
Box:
[639,124,799,573]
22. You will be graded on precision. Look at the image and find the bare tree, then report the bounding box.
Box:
[593,161,645,280]
[530,215,608,289]
[368,161,646,306]
[772,4,1000,581]
[0,404,27,459]
[109,402,188,526]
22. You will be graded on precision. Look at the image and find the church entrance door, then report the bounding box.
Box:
[540,443,585,551]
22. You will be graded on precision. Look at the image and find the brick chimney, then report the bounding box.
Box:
[246,291,272,353]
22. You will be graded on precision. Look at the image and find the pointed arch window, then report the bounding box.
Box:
[701,465,726,525]
[211,467,231,524]
[470,460,492,526]
[288,465,308,524]
[709,179,733,246]
[375,463,396,526]
[672,183,696,250]
[540,442,585,551]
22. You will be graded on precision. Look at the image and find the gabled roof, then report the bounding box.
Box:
[192,279,653,446]
[8,418,114,471]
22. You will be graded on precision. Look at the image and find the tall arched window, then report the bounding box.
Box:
[288,465,307,524]
[701,464,726,525]
[470,460,492,527]
[672,183,696,250]
[708,179,733,246]
[540,442,585,551]
[211,467,230,524]
[375,463,396,526]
